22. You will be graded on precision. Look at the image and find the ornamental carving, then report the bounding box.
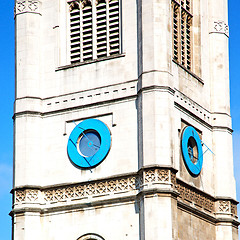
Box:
[15,0,41,16]
[144,169,170,184]
[14,169,173,205]
[212,21,229,37]
[15,189,39,203]
[13,167,238,220]
[15,190,26,203]
[42,176,138,202]
[218,200,230,213]
[216,199,238,216]
[176,180,214,213]
[231,203,237,216]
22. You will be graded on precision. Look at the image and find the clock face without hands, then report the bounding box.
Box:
[181,126,203,177]
[67,119,111,169]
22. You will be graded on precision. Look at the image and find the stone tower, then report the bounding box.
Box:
[12,0,239,239]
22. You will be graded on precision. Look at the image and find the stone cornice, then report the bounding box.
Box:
[11,166,239,225]
[13,80,138,118]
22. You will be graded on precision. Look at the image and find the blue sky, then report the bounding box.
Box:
[0,1,15,239]
[229,0,240,234]
[0,0,239,239]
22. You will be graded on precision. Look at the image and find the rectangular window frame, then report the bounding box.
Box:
[171,0,193,71]
[68,0,122,65]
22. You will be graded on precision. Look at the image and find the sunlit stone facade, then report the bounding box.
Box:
[12,0,239,239]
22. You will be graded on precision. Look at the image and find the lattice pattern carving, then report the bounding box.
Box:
[15,189,39,203]
[213,21,229,37]
[157,169,169,182]
[15,0,41,16]
[14,170,174,205]
[95,182,107,194]
[218,200,230,213]
[145,170,156,183]
[144,169,170,184]
[14,168,236,219]
[26,190,39,202]
[42,176,138,203]
[231,203,237,216]
[171,172,177,188]
[176,181,214,212]
[15,190,26,203]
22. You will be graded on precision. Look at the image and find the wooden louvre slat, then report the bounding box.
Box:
[69,0,120,63]
[172,0,192,70]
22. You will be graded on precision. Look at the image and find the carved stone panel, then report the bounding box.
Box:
[211,21,229,37]
[12,167,238,223]
[15,0,41,16]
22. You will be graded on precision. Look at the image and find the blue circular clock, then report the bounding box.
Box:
[67,119,111,168]
[181,126,203,176]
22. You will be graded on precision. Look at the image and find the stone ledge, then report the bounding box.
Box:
[11,166,239,223]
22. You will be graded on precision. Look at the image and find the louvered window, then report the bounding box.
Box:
[109,0,120,55]
[68,0,121,64]
[172,0,192,70]
[82,3,93,61]
[96,0,107,58]
[70,3,81,63]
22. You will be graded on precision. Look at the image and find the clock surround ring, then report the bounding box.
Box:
[181,126,203,176]
[67,119,111,169]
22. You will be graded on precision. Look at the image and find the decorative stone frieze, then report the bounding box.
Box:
[43,176,139,203]
[13,167,175,206]
[15,0,41,16]
[12,167,238,220]
[143,169,170,183]
[15,189,40,203]
[176,179,214,213]
[211,21,229,37]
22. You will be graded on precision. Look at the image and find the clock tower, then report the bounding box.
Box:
[12,0,239,239]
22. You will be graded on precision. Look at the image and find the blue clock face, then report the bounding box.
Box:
[67,119,111,169]
[181,126,203,176]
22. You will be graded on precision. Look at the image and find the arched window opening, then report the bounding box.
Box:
[77,233,105,240]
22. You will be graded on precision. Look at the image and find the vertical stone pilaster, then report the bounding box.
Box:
[208,0,235,197]
[15,0,42,99]
[137,0,175,168]
[208,0,238,238]
[208,0,229,114]
[138,168,178,240]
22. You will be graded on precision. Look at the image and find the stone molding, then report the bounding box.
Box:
[211,21,229,37]
[43,175,139,203]
[174,89,211,127]
[176,179,214,213]
[13,167,174,206]
[12,167,238,221]
[15,0,41,16]
[14,80,137,119]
